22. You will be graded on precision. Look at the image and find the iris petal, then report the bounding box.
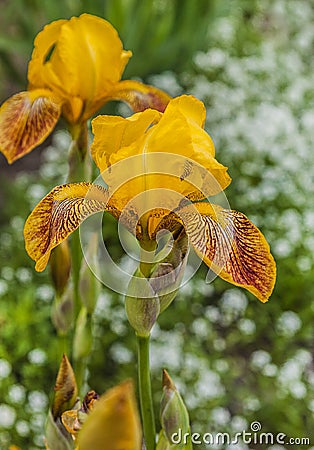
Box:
[0,89,62,163]
[24,183,110,272]
[28,19,66,89]
[158,202,276,302]
[109,79,171,113]
[91,109,161,171]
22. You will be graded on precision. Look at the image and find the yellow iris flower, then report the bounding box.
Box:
[0,14,170,163]
[24,95,276,302]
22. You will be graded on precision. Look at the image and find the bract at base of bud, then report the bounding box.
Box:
[45,410,74,450]
[125,268,160,337]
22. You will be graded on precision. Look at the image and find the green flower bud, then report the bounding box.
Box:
[156,429,171,450]
[51,285,74,335]
[50,241,71,297]
[73,307,93,360]
[125,268,160,337]
[160,370,191,449]
[150,235,188,313]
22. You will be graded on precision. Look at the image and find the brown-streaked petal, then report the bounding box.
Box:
[164,202,276,303]
[24,183,111,272]
[110,79,171,112]
[0,89,62,163]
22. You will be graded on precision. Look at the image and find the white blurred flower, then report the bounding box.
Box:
[0,404,16,428]
[0,359,11,379]
[251,350,271,369]
[211,407,231,427]
[276,311,302,337]
[28,348,47,365]
[8,384,26,404]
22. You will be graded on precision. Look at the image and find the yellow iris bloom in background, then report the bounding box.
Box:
[0,14,170,163]
[24,95,276,303]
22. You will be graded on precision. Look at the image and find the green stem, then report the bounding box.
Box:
[67,122,91,394]
[67,122,90,317]
[70,229,82,319]
[57,333,69,359]
[137,334,156,450]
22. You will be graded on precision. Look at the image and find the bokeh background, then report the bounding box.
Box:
[1,0,314,448]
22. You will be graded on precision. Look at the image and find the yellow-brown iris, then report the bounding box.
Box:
[24,95,276,302]
[0,14,170,163]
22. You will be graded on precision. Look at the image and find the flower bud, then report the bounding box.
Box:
[156,430,171,450]
[50,241,71,296]
[52,354,78,420]
[125,268,160,337]
[73,307,92,361]
[51,285,74,335]
[61,390,99,439]
[150,235,189,313]
[160,370,191,449]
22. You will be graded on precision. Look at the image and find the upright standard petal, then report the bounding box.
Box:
[28,14,132,123]
[24,183,110,272]
[91,96,231,200]
[168,202,276,302]
[77,381,142,450]
[109,79,171,113]
[91,109,161,171]
[0,90,62,163]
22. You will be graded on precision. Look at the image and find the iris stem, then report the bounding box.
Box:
[67,122,91,394]
[137,334,156,450]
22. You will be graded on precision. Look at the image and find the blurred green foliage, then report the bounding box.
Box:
[1,0,314,449]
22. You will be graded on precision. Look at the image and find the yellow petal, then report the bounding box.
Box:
[175,202,276,302]
[91,109,161,172]
[24,183,110,272]
[109,79,171,112]
[61,410,81,437]
[52,354,78,419]
[144,95,231,195]
[148,95,216,159]
[91,95,231,201]
[28,19,67,89]
[77,381,142,450]
[164,94,206,127]
[0,89,62,163]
